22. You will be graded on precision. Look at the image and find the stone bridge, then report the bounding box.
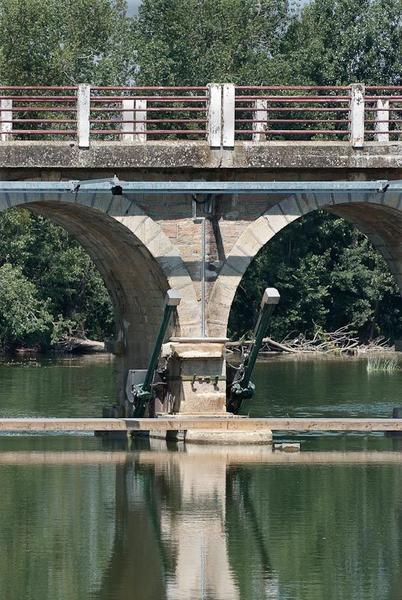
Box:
[1,84,402,415]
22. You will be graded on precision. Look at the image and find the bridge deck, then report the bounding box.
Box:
[0,417,401,433]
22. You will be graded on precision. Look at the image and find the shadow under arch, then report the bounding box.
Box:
[2,196,199,403]
[208,193,402,337]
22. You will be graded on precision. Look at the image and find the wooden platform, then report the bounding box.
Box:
[0,416,401,433]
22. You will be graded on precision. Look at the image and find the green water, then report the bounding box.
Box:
[1,354,402,599]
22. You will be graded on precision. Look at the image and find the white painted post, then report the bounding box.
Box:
[207,83,222,148]
[252,99,268,142]
[222,83,235,148]
[349,83,365,148]
[375,98,389,142]
[134,99,147,142]
[0,99,12,142]
[122,99,135,142]
[77,84,90,148]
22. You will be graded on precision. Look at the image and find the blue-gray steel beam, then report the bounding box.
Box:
[0,179,401,198]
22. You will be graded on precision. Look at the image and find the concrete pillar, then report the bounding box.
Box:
[162,338,227,415]
[207,83,222,148]
[375,98,389,142]
[134,99,147,142]
[350,83,365,148]
[222,83,235,148]
[121,99,147,142]
[121,98,134,142]
[252,98,268,142]
[77,83,90,148]
[0,99,12,142]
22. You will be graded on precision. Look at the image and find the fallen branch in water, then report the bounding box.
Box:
[227,326,391,355]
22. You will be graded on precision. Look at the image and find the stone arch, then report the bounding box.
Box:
[1,192,199,400]
[208,190,402,337]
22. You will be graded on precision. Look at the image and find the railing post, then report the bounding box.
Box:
[349,83,365,148]
[77,84,90,148]
[222,83,235,148]
[0,99,12,142]
[375,98,389,142]
[252,99,268,142]
[207,83,222,148]
[134,99,147,142]
[122,98,135,142]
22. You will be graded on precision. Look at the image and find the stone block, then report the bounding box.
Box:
[164,339,227,415]
[184,429,273,444]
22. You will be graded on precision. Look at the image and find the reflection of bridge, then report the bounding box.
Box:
[95,442,279,600]
[4,445,402,599]
[1,84,402,419]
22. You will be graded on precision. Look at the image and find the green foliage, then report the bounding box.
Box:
[284,0,402,84]
[229,212,402,342]
[134,0,292,85]
[0,0,128,352]
[0,209,114,351]
[0,263,52,349]
[0,0,136,85]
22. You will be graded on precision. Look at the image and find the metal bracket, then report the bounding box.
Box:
[190,374,222,390]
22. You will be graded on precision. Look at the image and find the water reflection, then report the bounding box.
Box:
[91,442,402,600]
[96,442,259,600]
[1,442,402,599]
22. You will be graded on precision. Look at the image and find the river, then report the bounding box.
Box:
[0,354,402,600]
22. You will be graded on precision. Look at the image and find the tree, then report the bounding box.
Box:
[0,263,52,350]
[0,209,115,349]
[229,212,402,342]
[283,0,402,84]
[134,0,292,85]
[0,0,132,351]
[0,0,136,85]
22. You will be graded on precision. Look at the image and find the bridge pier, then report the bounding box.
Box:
[162,338,227,415]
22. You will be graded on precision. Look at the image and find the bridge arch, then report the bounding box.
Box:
[208,192,402,337]
[1,193,199,400]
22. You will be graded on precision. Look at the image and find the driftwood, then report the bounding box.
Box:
[53,337,105,354]
[227,326,391,355]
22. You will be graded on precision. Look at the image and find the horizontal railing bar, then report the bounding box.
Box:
[90,118,207,124]
[91,86,207,91]
[236,118,350,123]
[236,97,350,103]
[90,129,206,134]
[5,130,77,135]
[235,107,350,113]
[90,106,208,113]
[365,86,402,90]
[91,96,207,102]
[235,85,350,90]
[235,129,349,134]
[0,96,77,102]
[0,119,76,124]
[0,85,77,90]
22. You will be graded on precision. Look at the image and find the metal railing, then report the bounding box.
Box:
[0,83,401,148]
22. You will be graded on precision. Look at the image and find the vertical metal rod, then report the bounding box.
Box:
[193,196,207,337]
[201,216,206,337]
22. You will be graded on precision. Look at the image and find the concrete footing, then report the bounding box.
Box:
[147,427,272,445]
